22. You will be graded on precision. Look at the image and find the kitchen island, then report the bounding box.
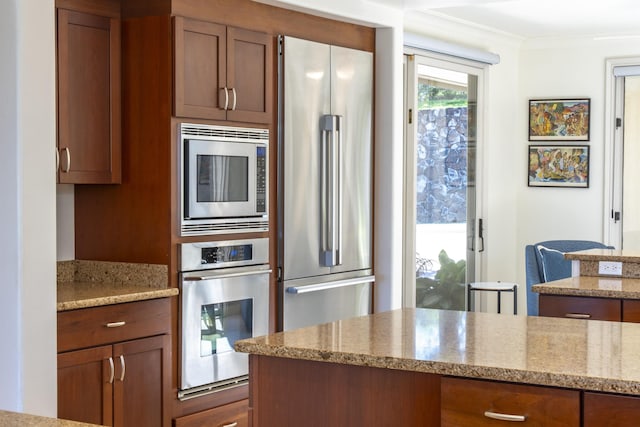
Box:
[236,308,640,425]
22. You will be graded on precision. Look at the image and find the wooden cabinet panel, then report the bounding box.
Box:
[114,335,171,427]
[57,298,171,352]
[623,299,640,323]
[57,7,121,183]
[249,355,440,426]
[174,400,248,427]
[539,294,622,321]
[58,305,171,427]
[441,377,580,427]
[58,345,113,426]
[173,16,272,124]
[584,391,640,426]
[173,16,227,120]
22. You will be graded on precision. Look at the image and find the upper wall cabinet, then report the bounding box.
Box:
[56,7,121,184]
[173,16,273,124]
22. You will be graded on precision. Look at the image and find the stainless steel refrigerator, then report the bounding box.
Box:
[277,35,374,331]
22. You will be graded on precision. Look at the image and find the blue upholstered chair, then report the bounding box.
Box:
[525,240,614,316]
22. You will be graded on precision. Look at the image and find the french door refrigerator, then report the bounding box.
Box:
[277,35,374,331]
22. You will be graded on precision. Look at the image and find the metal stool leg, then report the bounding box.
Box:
[513,284,517,315]
[467,284,471,312]
[497,291,501,314]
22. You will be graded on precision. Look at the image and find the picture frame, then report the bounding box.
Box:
[528,145,589,188]
[528,98,590,141]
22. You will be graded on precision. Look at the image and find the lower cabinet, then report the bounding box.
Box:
[57,298,171,427]
[441,377,580,427]
[174,400,249,427]
[539,294,622,321]
[584,392,640,426]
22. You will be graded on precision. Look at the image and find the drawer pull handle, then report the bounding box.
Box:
[484,411,526,422]
[565,313,592,319]
[106,321,126,328]
[222,422,238,427]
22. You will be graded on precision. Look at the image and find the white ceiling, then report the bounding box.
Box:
[370,0,640,39]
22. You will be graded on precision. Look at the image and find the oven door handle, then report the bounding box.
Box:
[184,269,272,281]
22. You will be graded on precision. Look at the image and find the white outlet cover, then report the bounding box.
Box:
[598,261,622,276]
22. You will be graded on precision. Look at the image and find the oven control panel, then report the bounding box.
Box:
[180,238,269,271]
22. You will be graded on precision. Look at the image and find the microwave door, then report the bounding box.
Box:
[185,139,256,219]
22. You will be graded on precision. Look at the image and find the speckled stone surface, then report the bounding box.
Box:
[0,410,102,426]
[532,276,640,298]
[236,308,640,395]
[57,260,177,311]
[565,248,640,262]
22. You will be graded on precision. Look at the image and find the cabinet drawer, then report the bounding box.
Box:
[58,298,171,352]
[174,400,248,427]
[441,377,579,427]
[539,295,621,321]
[622,299,640,323]
[584,392,640,426]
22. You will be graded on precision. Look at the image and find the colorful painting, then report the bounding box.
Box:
[528,145,589,188]
[529,98,590,141]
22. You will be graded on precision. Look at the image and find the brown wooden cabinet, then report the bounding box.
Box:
[173,16,272,124]
[538,294,622,321]
[57,299,171,427]
[441,377,580,427]
[56,3,121,183]
[174,399,249,427]
[584,391,640,426]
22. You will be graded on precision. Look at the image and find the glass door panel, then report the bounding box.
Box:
[412,63,478,310]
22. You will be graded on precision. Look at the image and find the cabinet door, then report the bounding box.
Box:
[58,345,114,426]
[112,335,171,427]
[174,400,249,427]
[584,392,640,426]
[57,8,121,184]
[174,16,227,120]
[539,294,622,321]
[622,299,640,322]
[226,27,273,124]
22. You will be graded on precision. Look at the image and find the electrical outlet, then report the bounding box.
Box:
[599,261,623,276]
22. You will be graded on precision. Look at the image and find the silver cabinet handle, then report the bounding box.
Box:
[565,313,592,319]
[484,411,526,422]
[230,87,237,110]
[222,423,238,427]
[119,355,126,382]
[56,147,59,171]
[106,321,126,328]
[108,357,114,384]
[61,147,71,173]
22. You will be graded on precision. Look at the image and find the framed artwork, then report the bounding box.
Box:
[528,145,589,188]
[529,98,590,141]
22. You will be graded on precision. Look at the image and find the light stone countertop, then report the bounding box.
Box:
[532,276,640,299]
[565,248,640,262]
[0,410,102,426]
[236,308,640,395]
[57,260,178,311]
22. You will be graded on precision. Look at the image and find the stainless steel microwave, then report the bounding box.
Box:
[179,123,269,236]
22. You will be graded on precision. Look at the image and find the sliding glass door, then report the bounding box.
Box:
[404,53,484,310]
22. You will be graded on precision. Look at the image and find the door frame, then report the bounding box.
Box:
[402,50,488,308]
[603,56,640,248]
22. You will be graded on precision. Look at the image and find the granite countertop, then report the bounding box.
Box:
[532,276,640,299]
[565,248,640,262]
[0,410,102,426]
[236,308,640,395]
[57,260,178,311]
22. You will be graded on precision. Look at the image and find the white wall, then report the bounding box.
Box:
[0,0,57,416]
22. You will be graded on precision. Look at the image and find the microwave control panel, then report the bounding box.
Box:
[256,146,267,213]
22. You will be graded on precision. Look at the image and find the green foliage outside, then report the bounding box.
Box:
[416,249,466,311]
[418,84,467,109]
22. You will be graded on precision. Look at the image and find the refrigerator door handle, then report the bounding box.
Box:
[320,115,341,267]
[286,275,375,294]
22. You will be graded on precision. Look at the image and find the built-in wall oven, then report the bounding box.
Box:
[179,123,269,236]
[178,238,270,400]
